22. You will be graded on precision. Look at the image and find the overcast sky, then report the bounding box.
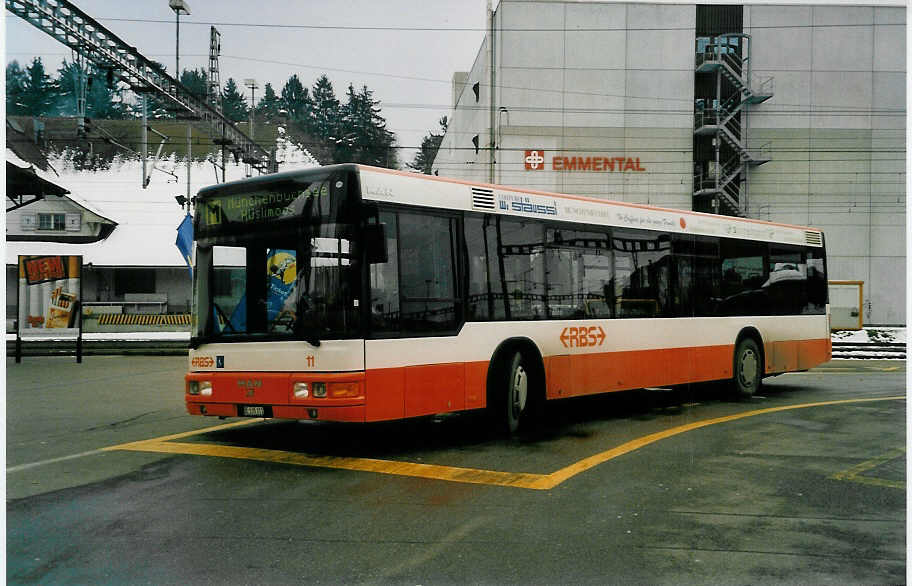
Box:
[4,0,490,165]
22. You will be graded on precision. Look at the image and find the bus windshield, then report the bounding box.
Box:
[191,171,361,345]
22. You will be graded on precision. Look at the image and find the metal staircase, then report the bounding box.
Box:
[693,34,773,217]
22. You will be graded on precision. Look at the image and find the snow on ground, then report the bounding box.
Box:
[6,137,319,267]
[831,327,906,344]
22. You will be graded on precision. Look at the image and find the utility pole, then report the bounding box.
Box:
[244,78,258,143]
[244,79,258,177]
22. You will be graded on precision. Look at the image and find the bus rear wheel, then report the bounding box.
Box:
[732,338,761,399]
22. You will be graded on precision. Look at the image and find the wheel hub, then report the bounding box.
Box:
[511,365,528,417]
[740,349,758,387]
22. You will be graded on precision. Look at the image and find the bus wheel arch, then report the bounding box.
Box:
[486,338,545,434]
[732,328,764,399]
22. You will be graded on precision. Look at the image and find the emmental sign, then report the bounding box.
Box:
[525,150,646,172]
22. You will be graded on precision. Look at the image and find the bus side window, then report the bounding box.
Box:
[673,235,721,317]
[465,215,492,321]
[805,248,827,314]
[369,211,400,335]
[612,229,673,318]
[496,219,546,321]
[545,228,612,319]
[719,238,768,316]
[397,212,458,333]
[768,244,807,315]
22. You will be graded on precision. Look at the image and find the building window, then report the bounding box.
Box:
[37,213,66,231]
[114,269,156,297]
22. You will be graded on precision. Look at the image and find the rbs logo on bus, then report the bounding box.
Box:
[560,326,607,348]
[192,356,215,368]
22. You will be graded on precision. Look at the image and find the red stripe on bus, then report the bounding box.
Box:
[186,338,830,423]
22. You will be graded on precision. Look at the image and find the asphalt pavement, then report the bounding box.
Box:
[5,356,907,584]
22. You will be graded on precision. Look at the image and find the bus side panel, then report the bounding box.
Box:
[404,363,466,418]
[768,338,831,373]
[546,355,571,399]
[797,338,831,370]
[691,344,733,381]
[464,360,488,409]
[766,340,799,373]
[563,344,733,398]
[364,367,406,421]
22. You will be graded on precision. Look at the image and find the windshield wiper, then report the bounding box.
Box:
[212,302,237,333]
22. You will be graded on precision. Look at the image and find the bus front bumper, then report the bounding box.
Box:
[185,371,367,422]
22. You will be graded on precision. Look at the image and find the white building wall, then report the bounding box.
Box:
[744,4,906,324]
[436,1,695,212]
[7,195,110,240]
[435,1,905,325]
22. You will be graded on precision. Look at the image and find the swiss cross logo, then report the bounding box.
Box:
[524,149,546,170]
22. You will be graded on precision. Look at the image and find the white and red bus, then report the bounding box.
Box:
[185,164,830,433]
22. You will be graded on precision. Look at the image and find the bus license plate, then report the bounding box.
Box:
[241,405,265,417]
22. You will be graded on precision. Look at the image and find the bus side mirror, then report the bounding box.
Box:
[364,224,388,264]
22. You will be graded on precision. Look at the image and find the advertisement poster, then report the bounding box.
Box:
[18,255,82,335]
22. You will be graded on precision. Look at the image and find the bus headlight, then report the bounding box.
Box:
[188,380,212,396]
[293,382,310,399]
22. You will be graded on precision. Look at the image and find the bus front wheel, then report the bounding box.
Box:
[491,351,530,435]
[732,338,761,399]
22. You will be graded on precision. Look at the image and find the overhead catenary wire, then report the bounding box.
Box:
[90,16,906,33]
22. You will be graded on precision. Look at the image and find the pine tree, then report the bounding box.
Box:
[257,82,282,121]
[311,75,340,143]
[221,77,249,122]
[84,64,127,119]
[336,84,398,168]
[180,68,208,102]
[20,57,55,116]
[408,116,447,174]
[6,61,28,115]
[52,59,82,116]
[52,60,125,119]
[280,75,313,126]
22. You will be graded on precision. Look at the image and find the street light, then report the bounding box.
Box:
[168,0,191,77]
[244,78,258,141]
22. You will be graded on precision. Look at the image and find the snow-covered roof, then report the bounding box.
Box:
[7,148,118,226]
[6,135,319,267]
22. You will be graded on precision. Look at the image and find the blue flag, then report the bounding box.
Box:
[175,213,194,278]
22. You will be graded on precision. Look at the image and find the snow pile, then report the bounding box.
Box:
[831,327,906,345]
[274,126,319,166]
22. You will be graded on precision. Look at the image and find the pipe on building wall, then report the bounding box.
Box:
[488,0,496,184]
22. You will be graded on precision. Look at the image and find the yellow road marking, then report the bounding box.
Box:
[115,440,548,489]
[106,395,906,490]
[830,447,906,490]
[100,419,261,451]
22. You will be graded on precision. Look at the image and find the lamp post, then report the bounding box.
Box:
[244,78,258,142]
[243,79,258,176]
[168,0,191,77]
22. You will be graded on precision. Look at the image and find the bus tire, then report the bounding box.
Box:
[491,351,530,435]
[732,337,761,399]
